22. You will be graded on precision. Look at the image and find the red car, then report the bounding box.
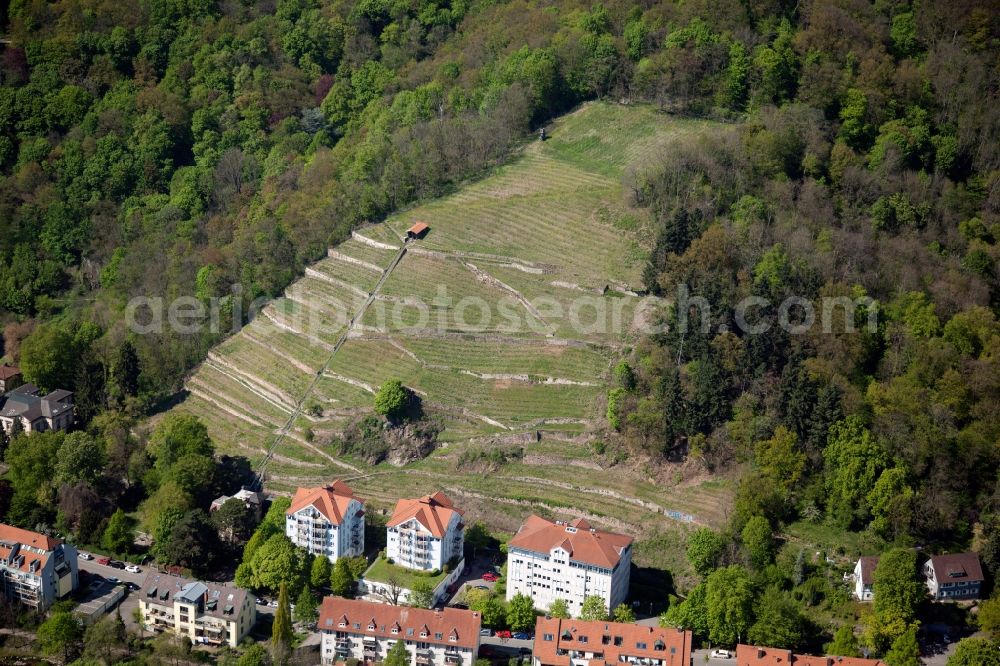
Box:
[495,630,512,639]
[97,557,110,565]
[482,572,499,582]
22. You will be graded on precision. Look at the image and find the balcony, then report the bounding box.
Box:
[445,655,463,665]
[416,650,434,665]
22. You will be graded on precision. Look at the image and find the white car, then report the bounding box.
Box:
[79,552,93,560]
[125,565,141,573]
[710,649,733,659]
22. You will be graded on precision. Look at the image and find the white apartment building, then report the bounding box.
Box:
[286,480,365,562]
[138,572,256,647]
[506,516,632,617]
[318,596,481,666]
[0,524,78,611]
[387,492,464,571]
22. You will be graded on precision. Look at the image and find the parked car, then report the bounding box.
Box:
[256,598,266,606]
[474,585,491,591]
[108,560,126,570]
[495,630,512,639]
[79,552,93,560]
[479,629,492,637]
[481,572,499,582]
[710,650,733,659]
[512,632,531,640]
[127,582,140,591]
[97,557,110,565]
[269,600,279,608]
[125,565,141,573]
[107,577,120,584]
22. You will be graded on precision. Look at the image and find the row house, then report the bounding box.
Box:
[736,644,886,666]
[138,572,256,647]
[318,596,480,666]
[532,617,692,666]
[507,516,632,616]
[387,492,465,572]
[0,524,78,611]
[286,481,365,562]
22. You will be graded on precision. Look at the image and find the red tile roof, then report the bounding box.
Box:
[0,524,61,574]
[532,617,691,666]
[0,366,20,380]
[287,481,363,525]
[0,523,60,551]
[407,222,429,235]
[387,491,464,538]
[318,597,481,650]
[928,552,984,583]
[736,645,886,666]
[508,515,632,569]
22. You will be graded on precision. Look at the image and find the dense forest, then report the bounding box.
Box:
[0,0,999,661]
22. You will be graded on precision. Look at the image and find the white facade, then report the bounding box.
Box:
[853,556,877,602]
[0,526,78,612]
[506,544,630,617]
[322,630,477,666]
[319,597,480,666]
[505,517,632,617]
[388,518,463,572]
[285,483,365,562]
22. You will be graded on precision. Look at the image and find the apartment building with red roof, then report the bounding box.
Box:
[0,523,79,611]
[506,515,633,616]
[532,617,691,666]
[318,596,480,666]
[285,481,365,562]
[387,492,465,572]
[736,644,886,666]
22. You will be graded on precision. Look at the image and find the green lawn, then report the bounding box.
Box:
[362,556,451,590]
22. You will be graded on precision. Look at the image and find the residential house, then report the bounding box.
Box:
[0,384,74,434]
[317,596,480,666]
[924,552,984,600]
[210,488,265,521]
[387,492,464,571]
[736,644,886,666]
[853,556,878,601]
[0,523,78,611]
[0,365,22,393]
[506,516,632,617]
[138,572,256,647]
[285,481,365,562]
[532,617,692,666]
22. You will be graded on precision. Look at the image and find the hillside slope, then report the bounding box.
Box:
[167,102,730,568]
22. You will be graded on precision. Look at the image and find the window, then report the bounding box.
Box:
[543,634,554,642]
[579,636,588,644]
[636,642,647,650]
[613,637,623,647]
[435,633,443,640]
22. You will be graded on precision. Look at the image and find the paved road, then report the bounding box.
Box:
[78,557,147,585]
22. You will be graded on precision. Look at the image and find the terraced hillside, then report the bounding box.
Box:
[167,102,731,570]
